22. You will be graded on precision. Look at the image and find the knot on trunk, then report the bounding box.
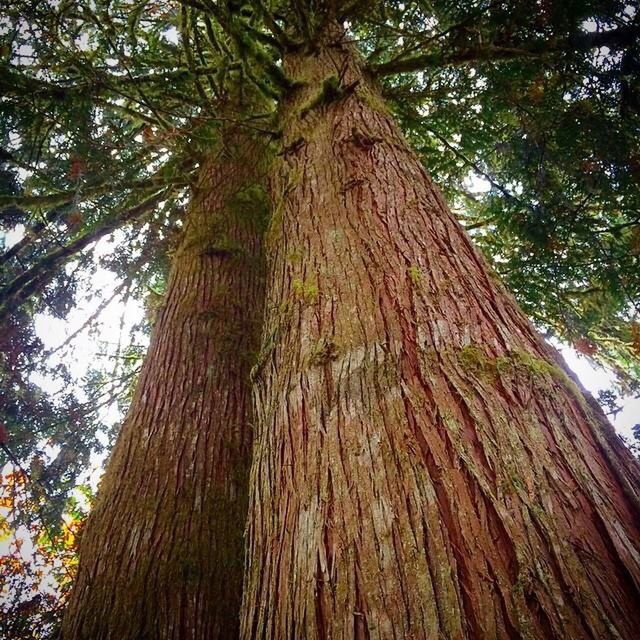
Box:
[347,126,383,149]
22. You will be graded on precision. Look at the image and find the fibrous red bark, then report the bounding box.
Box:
[62,132,268,640]
[241,24,640,640]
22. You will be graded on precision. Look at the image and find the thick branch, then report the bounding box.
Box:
[371,24,639,76]
[0,207,65,267]
[0,175,187,210]
[0,190,167,324]
[0,63,233,103]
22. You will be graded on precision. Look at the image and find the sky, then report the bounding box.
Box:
[558,346,638,440]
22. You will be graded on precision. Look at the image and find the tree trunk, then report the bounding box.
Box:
[241,24,640,640]
[62,133,268,639]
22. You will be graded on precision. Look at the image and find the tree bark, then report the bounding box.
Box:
[241,24,640,640]
[62,132,268,639]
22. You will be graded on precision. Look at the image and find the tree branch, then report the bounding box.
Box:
[0,189,169,324]
[371,24,639,77]
[0,175,187,210]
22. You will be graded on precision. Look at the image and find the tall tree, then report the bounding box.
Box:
[241,17,640,640]
[61,122,269,639]
[1,1,639,638]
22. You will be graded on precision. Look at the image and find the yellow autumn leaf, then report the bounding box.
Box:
[0,516,10,543]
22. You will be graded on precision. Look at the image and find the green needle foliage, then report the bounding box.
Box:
[374,0,640,385]
[0,1,638,634]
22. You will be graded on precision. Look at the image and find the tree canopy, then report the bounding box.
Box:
[1,1,639,636]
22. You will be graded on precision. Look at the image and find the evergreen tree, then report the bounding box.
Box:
[1,1,639,638]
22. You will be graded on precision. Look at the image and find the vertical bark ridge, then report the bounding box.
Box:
[241,24,640,640]
[62,130,269,640]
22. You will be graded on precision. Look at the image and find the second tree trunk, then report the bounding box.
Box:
[63,131,268,640]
